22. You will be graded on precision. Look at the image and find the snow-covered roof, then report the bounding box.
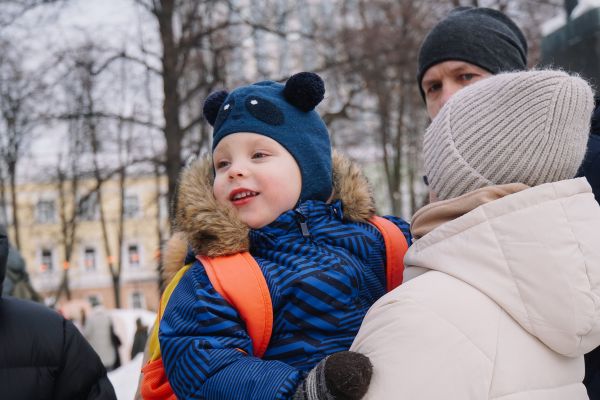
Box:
[542,1,600,36]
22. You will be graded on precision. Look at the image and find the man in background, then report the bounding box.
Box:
[417,7,528,119]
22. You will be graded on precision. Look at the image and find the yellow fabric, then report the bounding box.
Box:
[147,263,193,362]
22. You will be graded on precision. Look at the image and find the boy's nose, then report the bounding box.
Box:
[228,163,248,179]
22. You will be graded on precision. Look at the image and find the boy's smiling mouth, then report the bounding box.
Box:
[229,188,259,205]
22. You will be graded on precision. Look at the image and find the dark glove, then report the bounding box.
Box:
[293,351,372,400]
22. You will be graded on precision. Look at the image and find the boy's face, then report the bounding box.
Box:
[213,132,302,229]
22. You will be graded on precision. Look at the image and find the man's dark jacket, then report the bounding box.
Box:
[0,226,117,400]
[582,102,600,400]
[580,135,600,204]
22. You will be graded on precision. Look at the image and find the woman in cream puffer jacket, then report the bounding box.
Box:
[351,70,600,400]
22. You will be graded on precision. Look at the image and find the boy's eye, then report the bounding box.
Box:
[252,152,268,159]
[215,160,230,169]
[460,73,475,82]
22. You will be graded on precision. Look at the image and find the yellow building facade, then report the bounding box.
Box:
[3,173,169,313]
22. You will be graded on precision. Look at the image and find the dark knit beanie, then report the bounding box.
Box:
[417,7,528,100]
[203,72,332,203]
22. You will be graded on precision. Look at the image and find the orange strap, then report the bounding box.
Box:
[141,358,177,400]
[141,220,407,399]
[369,216,409,291]
[198,253,273,358]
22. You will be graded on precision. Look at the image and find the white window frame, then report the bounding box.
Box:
[40,247,55,273]
[0,200,12,226]
[130,291,146,309]
[78,192,98,221]
[36,199,56,224]
[123,194,140,219]
[82,246,97,271]
[127,243,141,269]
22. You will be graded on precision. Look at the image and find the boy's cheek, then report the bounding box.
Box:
[212,179,227,204]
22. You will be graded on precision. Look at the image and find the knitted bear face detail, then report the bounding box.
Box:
[213,94,286,132]
[203,72,325,129]
[210,86,286,131]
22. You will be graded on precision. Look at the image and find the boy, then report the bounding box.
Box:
[157,72,411,399]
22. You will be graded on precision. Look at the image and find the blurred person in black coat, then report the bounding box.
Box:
[0,225,116,400]
[130,317,148,359]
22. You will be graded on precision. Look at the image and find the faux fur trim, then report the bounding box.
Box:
[165,150,376,281]
[161,232,189,285]
[331,150,376,221]
[174,154,250,257]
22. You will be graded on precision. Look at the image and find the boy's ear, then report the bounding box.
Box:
[203,90,229,126]
[283,72,325,112]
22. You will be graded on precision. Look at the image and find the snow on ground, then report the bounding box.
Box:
[107,308,156,399]
[109,353,145,400]
[110,308,156,365]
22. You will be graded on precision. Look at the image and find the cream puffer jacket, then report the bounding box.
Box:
[351,178,600,399]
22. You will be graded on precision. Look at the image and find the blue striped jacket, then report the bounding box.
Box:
[159,153,411,399]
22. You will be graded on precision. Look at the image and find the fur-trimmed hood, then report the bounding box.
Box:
[162,151,376,283]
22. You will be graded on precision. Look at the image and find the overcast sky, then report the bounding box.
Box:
[3,0,161,180]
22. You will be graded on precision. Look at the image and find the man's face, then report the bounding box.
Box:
[421,60,492,119]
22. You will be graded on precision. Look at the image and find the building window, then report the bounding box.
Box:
[128,244,140,268]
[0,200,12,225]
[79,192,98,221]
[40,248,54,273]
[123,194,140,219]
[88,294,101,307]
[130,291,145,309]
[83,247,96,271]
[36,200,55,223]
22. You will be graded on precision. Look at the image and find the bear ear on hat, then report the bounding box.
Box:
[283,72,325,112]
[203,90,229,126]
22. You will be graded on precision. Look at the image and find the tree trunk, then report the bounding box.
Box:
[8,162,20,249]
[157,0,182,225]
[393,86,406,216]
[154,164,166,292]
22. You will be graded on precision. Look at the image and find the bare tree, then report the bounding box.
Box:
[0,40,45,248]
[330,0,438,216]
[53,119,87,303]
[0,0,66,29]
[130,0,239,222]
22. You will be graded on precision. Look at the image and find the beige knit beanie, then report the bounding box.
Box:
[424,70,594,201]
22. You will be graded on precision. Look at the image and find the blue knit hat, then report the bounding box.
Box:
[203,72,332,203]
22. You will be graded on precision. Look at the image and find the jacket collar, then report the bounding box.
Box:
[248,200,345,250]
[410,183,529,240]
